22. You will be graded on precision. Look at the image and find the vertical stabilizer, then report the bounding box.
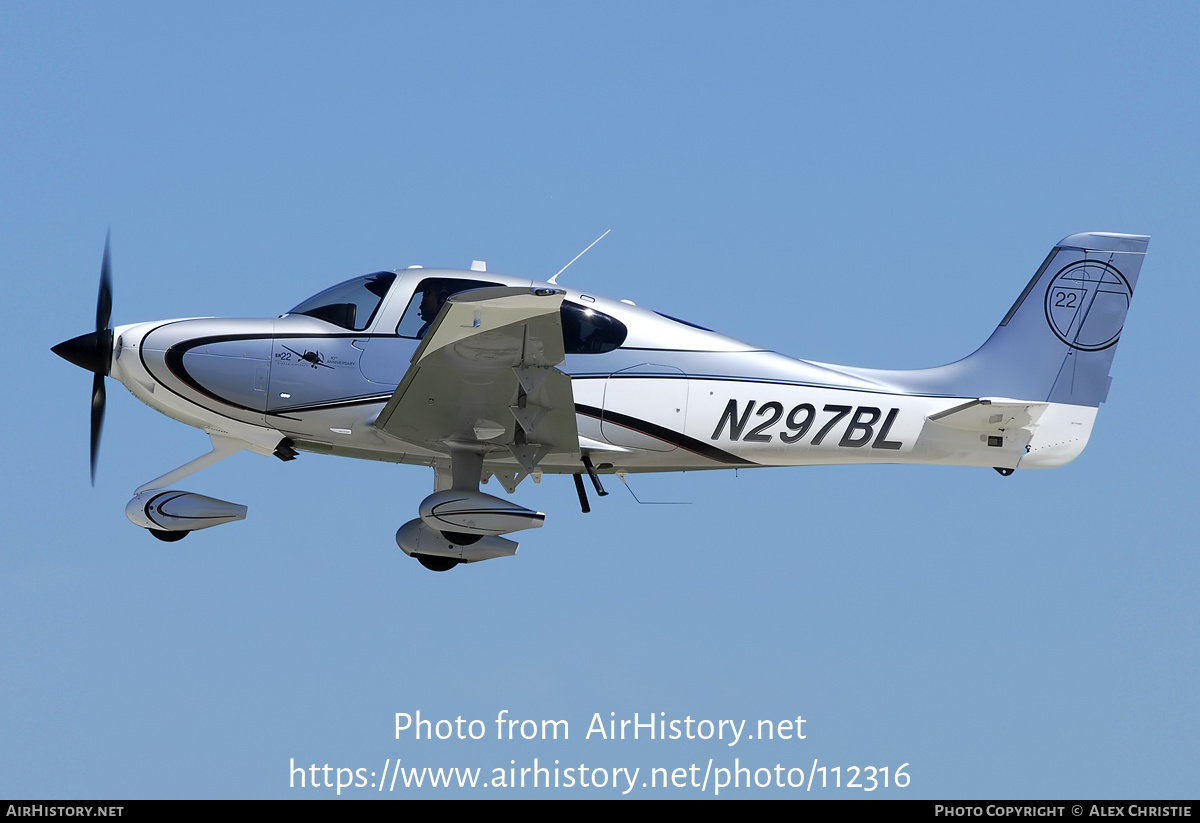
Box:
[989,232,1148,406]
[858,233,1150,406]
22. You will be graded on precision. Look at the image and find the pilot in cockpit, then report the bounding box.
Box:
[415,283,451,338]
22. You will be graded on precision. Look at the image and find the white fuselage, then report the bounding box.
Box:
[106,266,1096,480]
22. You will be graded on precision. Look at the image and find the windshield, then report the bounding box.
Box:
[288,272,396,331]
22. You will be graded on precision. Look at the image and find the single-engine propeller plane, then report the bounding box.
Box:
[53,232,1148,571]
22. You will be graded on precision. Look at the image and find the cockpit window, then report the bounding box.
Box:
[561,301,627,354]
[394,283,626,352]
[288,272,396,331]
[397,277,501,338]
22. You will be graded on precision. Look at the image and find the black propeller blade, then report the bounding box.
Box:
[52,234,114,485]
[90,372,105,484]
[97,234,112,336]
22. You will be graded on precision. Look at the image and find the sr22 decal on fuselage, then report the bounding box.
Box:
[53,232,1148,571]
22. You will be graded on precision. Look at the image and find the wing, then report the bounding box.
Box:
[373,287,579,473]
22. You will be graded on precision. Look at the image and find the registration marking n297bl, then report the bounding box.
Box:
[711,399,903,449]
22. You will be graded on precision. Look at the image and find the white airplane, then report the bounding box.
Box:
[53,232,1148,571]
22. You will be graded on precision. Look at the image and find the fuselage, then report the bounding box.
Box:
[106,266,1096,478]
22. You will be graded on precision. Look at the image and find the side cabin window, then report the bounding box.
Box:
[288,272,396,331]
[396,277,502,338]
[561,300,626,354]
[394,282,627,353]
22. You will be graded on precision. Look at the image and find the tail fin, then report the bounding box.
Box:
[865,233,1149,406]
[972,232,1148,406]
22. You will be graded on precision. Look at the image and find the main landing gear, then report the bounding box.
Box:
[396,447,546,572]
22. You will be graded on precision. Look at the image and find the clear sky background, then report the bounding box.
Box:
[3,2,1197,799]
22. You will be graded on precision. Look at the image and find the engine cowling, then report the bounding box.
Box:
[396,518,518,563]
[418,489,544,537]
[126,490,247,532]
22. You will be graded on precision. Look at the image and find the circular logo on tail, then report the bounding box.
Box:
[1043,260,1132,351]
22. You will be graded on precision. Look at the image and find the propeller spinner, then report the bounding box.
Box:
[52,235,114,484]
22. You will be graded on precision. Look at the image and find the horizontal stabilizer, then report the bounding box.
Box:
[927,398,1048,433]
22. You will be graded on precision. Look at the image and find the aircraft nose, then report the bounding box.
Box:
[52,329,112,376]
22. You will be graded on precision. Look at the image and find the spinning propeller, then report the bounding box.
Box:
[52,234,114,484]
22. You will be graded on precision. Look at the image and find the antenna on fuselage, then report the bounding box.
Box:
[548,228,611,285]
[616,471,690,505]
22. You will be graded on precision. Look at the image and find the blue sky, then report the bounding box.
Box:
[3,2,1198,798]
